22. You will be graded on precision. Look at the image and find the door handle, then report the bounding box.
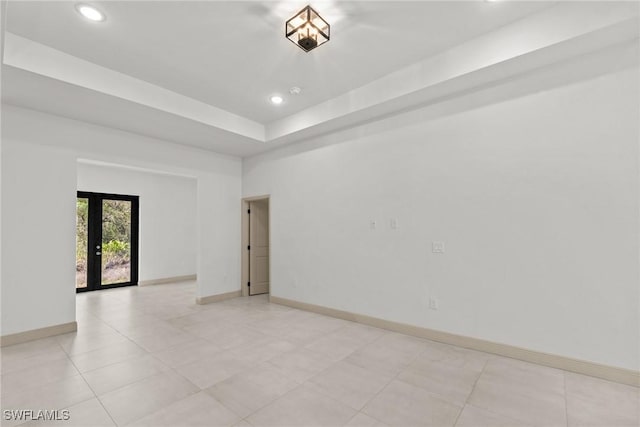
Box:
[96,252,102,256]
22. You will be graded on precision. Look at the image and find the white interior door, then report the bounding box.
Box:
[249,200,269,295]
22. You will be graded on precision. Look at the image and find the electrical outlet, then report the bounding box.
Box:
[432,241,445,254]
[429,297,440,310]
[390,218,399,229]
[369,220,377,230]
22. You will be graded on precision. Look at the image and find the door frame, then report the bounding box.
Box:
[241,195,270,297]
[77,191,140,293]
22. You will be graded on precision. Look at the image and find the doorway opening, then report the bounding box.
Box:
[241,196,270,296]
[76,191,139,292]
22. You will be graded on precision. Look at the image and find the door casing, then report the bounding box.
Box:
[241,195,270,297]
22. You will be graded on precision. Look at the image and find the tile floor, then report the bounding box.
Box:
[1,281,638,427]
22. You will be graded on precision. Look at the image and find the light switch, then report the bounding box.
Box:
[432,241,445,253]
[390,218,399,229]
[429,297,440,310]
[369,220,377,230]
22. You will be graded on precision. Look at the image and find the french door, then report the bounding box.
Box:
[76,192,139,292]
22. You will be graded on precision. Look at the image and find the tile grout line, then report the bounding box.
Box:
[237,338,349,422]
[228,302,338,425]
[63,347,119,427]
[352,337,428,425]
[64,308,166,426]
[285,316,460,425]
[451,353,491,426]
[8,339,95,427]
[75,287,205,426]
[235,316,392,424]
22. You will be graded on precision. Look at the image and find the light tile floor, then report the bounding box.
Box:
[1,281,638,427]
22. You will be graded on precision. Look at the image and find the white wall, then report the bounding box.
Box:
[243,67,640,371]
[1,106,241,336]
[77,163,197,282]
[1,141,77,335]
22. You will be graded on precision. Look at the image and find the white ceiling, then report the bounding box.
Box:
[2,1,638,157]
[5,1,553,124]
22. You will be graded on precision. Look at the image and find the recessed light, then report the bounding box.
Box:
[270,95,284,105]
[75,4,105,22]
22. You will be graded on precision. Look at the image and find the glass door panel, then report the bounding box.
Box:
[76,198,89,289]
[101,199,132,286]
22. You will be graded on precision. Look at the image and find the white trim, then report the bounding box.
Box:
[138,274,197,287]
[196,290,241,305]
[0,322,78,347]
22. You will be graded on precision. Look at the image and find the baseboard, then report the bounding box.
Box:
[196,290,242,305]
[270,296,639,387]
[139,274,197,286]
[0,321,78,347]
